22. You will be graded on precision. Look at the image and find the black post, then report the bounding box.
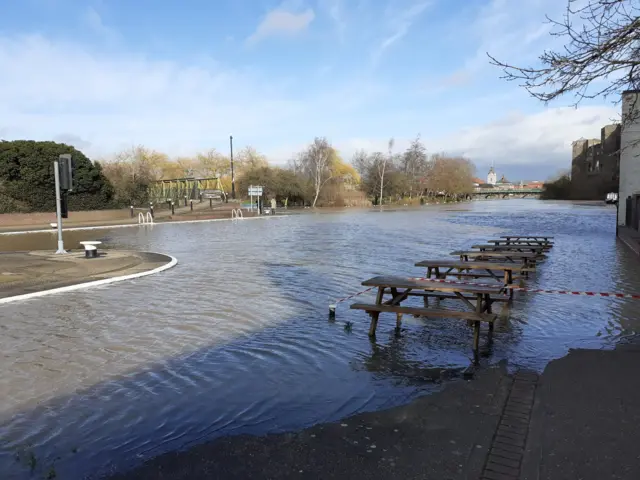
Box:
[199,193,203,203]
[130,205,134,218]
[210,198,213,209]
[171,202,175,215]
[190,200,193,211]
[184,195,187,207]
[149,203,154,219]
[230,135,236,199]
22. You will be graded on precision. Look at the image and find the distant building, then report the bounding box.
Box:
[571,124,621,199]
[487,167,497,185]
[495,175,516,190]
[619,90,640,232]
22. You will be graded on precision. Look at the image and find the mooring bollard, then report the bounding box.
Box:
[190,200,193,211]
[130,205,134,218]
[171,201,175,215]
[184,196,188,207]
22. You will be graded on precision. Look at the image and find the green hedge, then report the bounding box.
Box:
[0,140,117,213]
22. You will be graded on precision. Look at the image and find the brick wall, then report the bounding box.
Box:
[570,125,621,200]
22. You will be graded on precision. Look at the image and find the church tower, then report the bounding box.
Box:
[487,166,497,185]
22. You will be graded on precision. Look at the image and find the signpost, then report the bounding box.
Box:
[248,185,263,212]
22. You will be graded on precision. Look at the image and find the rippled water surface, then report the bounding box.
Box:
[1,200,639,479]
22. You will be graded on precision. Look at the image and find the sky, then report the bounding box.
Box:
[0,0,623,180]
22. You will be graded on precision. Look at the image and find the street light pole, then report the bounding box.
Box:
[53,160,66,254]
[230,135,236,199]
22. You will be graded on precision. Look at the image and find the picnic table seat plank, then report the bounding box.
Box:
[350,303,497,322]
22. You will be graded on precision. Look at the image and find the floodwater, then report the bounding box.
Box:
[1,200,639,479]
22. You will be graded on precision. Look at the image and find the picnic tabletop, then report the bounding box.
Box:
[361,275,503,295]
[451,250,539,258]
[471,244,547,251]
[500,235,554,240]
[487,239,554,245]
[414,259,523,270]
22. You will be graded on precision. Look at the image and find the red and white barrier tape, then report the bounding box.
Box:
[333,286,374,305]
[331,276,640,310]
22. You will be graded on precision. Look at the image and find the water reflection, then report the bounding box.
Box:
[0,200,639,479]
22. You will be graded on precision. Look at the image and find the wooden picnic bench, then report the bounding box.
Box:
[500,236,554,245]
[414,259,527,296]
[350,275,503,353]
[451,250,539,268]
[487,239,553,250]
[471,244,547,255]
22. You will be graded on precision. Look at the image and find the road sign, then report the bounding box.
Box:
[201,189,223,199]
[248,186,263,196]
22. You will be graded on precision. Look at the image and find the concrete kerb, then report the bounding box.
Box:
[0,253,178,305]
[0,213,275,236]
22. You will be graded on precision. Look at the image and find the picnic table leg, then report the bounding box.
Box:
[504,270,514,299]
[426,267,432,279]
[368,287,384,337]
[395,312,403,332]
[472,321,481,354]
[483,293,493,314]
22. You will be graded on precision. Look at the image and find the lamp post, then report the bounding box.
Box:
[230,135,236,199]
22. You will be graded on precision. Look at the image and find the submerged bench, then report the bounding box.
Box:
[350,275,504,353]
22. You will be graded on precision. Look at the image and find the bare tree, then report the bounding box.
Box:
[488,0,640,123]
[299,137,335,207]
[400,135,430,199]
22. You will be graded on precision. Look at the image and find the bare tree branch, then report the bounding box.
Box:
[488,0,640,124]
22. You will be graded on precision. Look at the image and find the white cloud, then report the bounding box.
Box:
[371,1,430,65]
[333,105,619,169]
[246,8,315,45]
[0,35,310,157]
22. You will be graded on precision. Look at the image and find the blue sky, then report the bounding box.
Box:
[0,0,622,180]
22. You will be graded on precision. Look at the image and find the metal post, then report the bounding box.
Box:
[190,200,193,211]
[230,135,236,199]
[171,202,175,215]
[53,160,66,254]
[130,205,134,218]
[250,185,253,212]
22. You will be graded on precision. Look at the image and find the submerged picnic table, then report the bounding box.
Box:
[350,276,505,353]
[500,235,554,245]
[471,243,547,254]
[415,259,525,294]
[487,239,554,250]
[452,250,539,268]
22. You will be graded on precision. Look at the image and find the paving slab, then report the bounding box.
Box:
[0,250,171,299]
[108,364,512,480]
[522,342,640,480]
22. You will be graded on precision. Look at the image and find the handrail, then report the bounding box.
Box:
[138,211,154,225]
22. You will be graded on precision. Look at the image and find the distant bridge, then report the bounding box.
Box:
[470,188,543,199]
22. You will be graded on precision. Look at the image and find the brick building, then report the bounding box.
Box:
[618,90,640,232]
[570,124,621,199]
